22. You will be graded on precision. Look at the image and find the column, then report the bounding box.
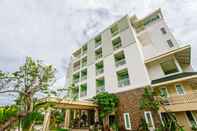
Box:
[95,108,99,123]
[42,108,52,131]
[64,109,71,129]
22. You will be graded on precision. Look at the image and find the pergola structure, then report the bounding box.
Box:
[37,97,98,131]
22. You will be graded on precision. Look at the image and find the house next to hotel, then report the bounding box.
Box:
[66,9,197,131]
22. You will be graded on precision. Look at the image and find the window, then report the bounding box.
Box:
[117,69,130,87]
[175,84,185,95]
[112,37,122,50]
[160,112,176,126]
[80,84,87,97]
[160,27,167,34]
[160,59,179,75]
[111,24,119,37]
[114,51,126,67]
[186,111,197,127]
[167,39,174,48]
[95,35,102,44]
[144,111,155,129]
[160,87,169,98]
[123,113,132,130]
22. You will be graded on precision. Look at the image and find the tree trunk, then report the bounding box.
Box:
[0,112,29,131]
[0,95,33,131]
[28,121,35,131]
[103,115,109,131]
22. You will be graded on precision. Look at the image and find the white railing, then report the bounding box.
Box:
[95,42,102,48]
[96,68,104,76]
[118,78,130,87]
[162,93,197,105]
[80,91,87,97]
[82,51,87,55]
[96,86,105,93]
[113,43,121,50]
[81,75,87,81]
[81,62,87,67]
[111,30,119,37]
[115,59,126,67]
[96,54,102,60]
[73,79,80,83]
[73,55,81,61]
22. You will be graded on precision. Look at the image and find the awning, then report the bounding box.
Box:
[151,72,197,87]
[145,45,191,64]
[37,97,98,110]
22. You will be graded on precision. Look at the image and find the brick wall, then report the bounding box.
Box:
[115,87,161,131]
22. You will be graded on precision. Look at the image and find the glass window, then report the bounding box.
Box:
[160,59,179,75]
[186,111,197,126]
[123,113,132,130]
[175,84,185,95]
[167,39,174,48]
[160,27,167,34]
[160,87,169,98]
[144,111,155,129]
[111,24,119,36]
[95,35,102,44]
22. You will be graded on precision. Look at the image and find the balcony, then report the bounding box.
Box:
[81,62,87,68]
[111,24,119,37]
[81,77,86,82]
[115,59,126,67]
[95,42,102,49]
[82,45,87,56]
[95,35,102,49]
[95,54,102,60]
[159,93,197,112]
[81,69,87,81]
[96,77,105,94]
[73,66,80,72]
[81,75,87,81]
[113,43,121,51]
[73,49,81,61]
[80,84,87,97]
[112,37,121,51]
[82,51,87,56]
[73,79,80,83]
[96,85,105,94]
[80,91,87,97]
[96,68,104,76]
[118,78,130,87]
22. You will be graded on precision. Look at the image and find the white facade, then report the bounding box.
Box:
[66,9,193,100]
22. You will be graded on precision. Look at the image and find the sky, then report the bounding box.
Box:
[0,0,197,104]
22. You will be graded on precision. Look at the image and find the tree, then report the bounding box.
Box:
[0,57,56,130]
[93,92,119,131]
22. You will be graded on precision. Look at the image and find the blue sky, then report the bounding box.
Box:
[0,0,197,105]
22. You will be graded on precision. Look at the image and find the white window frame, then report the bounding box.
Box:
[175,84,186,96]
[144,111,155,129]
[185,111,197,127]
[123,113,132,130]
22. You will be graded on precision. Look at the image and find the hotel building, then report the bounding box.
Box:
[66,9,197,130]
